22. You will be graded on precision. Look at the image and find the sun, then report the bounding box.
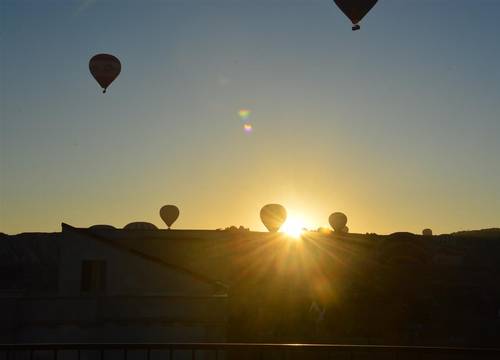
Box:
[281,215,306,239]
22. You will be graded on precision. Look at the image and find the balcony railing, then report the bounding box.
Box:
[1,343,499,360]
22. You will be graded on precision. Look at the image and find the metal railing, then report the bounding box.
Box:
[1,343,500,360]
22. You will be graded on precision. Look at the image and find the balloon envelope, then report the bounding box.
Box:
[422,228,433,236]
[89,54,121,93]
[329,212,348,232]
[334,0,378,26]
[160,205,180,229]
[260,204,287,232]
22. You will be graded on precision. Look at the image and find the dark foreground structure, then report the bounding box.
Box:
[1,225,500,351]
[1,343,500,360]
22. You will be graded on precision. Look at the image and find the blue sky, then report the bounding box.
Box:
[1,0,499,234]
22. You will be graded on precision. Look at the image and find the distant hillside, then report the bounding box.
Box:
[451,228,500,238]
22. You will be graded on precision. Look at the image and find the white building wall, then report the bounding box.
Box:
[8,228,228,344]
[58,229,215,296]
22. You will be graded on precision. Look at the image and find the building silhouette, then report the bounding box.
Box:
[1,225,500,347]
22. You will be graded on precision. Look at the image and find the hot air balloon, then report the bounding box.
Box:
[334,0,378,31]
[329,212,348,233]
[89,54,121,93]
[422,228,433,236]
[160,205,180,229]
[260,204,287,232]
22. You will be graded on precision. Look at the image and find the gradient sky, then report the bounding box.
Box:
[1,0,499,235]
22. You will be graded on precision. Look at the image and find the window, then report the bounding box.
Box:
[81,260,106,294]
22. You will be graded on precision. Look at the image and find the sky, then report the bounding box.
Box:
[1,0,499,235]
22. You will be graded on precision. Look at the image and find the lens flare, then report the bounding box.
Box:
[243,123,253,133]
[238,109,251,119]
